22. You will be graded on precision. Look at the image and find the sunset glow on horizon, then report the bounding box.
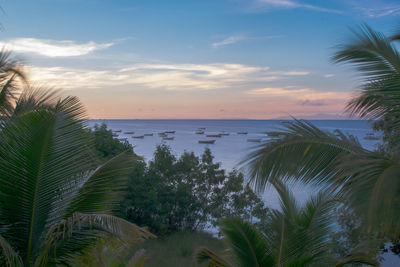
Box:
[1,0,398,119]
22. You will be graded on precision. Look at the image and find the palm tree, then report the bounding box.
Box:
[196,182,377,266]
[0,50,26,119]
[0,52,153,266]
[243,25,400,236]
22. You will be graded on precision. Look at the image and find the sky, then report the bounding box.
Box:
[0,0,399,119]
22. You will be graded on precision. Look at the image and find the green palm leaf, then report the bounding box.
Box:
[332,25,400,131]
[196,247,232,267]
[220,218,274,267]
[242,119,364,192]
[64,151,138,217]
[0,75,18,117]
[36,213,154,266]
[0,111,91,264]
[265,181,337,265]
[0,234,23,267]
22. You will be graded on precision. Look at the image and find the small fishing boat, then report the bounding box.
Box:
[198,127,206,130]
[363,133,380,140]
[144,133,153,136]
[165,131,176,134]
[237,132,248,135]
[199,140,215,144]
[163,137,174,141]
[124,131,135,134]
[247,138,261,142]
[132,135,144,139]
[158,132,167,137]
[266,132,281,137]
[206,134,222,138]
[195,131,204,134]
[219,133,229,136]
[113,129,122,133]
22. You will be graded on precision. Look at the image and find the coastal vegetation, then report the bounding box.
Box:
[119,144,269,236]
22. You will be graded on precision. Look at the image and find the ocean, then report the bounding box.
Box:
[88,119,380,209]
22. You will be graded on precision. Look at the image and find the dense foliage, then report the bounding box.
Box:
[89,123,134,162]
[119,144,269,236]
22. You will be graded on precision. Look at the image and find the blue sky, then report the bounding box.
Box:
[0,0,398,119]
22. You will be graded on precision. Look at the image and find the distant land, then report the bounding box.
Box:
[272,113,355,120]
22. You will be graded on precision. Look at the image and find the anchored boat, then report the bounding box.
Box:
[247,138,261,142]
[206,134,222,138]
[199,140,215,144]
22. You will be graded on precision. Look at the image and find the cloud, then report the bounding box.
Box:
[359,5,400,17]
[257,0,297,7]
[25,63,265,90]
[246,87,312,96]
[212,34,283,48]
[324,74,335,78]
[270,71,310,76]
[212,36,245,48]
[297,99,325,106]
[252,0,342,14]
[0,38,113,57]
[25,62,310,92]
[246,86,349,102]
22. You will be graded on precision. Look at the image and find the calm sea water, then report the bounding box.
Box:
[88,119,380,209]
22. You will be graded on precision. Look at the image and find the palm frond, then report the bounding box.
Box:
[242,120,365,193]
[0,234,23,267]
[37,213,154,266]
[0,49,25,82]
[195,247,232,267]
[333,256,379,267]
[219,218,274,267]
[332,24,400,80]
[12,88,59,117]
[0,95,93,264]
[64,151,138,217]
[265,182,334,265]
[337,151,400,233]
[0,74,18,117]
[332,25,400,128]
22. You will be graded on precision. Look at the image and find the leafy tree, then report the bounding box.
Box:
[89,123,134,162]
[120,145,269,236]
